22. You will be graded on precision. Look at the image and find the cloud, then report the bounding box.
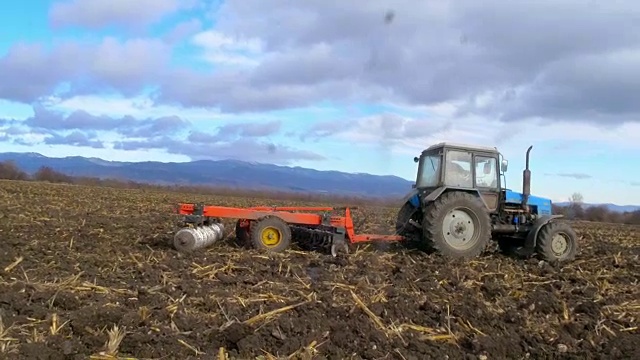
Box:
[149,0,640,121]
[1,0,639,164]
[155,69,385,113]
[0,105,190,151]
[0,104,323,164]
[12,0,637,128]
[21,105,189,137]
[127,116,191,138]
[191,30,264,67]
[118,115,324,163]
[219,120,282,137]
[302,112,454,149]
[163,19,203,45]
[44,131,104,148]
[546,173,593,180]
[0,38,171,103]
[24,105,123,131]
[0,42,86,103]
[187,120,281,143]
[0,118,99,148]
[465,49,640,125]
[298,108,640,163]
[114,136,325,164]
[49,0,199,30]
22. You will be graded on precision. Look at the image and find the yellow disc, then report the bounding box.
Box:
[260,226,282,247]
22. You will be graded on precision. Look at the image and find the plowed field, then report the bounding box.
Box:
[0,180,638,360]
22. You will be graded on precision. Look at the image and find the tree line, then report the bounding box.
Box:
[1,160,639,225]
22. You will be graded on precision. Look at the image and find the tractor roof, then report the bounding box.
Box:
[424,142,499,154]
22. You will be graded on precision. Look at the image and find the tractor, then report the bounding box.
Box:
[395,142,579,262]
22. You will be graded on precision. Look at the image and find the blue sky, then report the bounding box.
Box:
[1,0,639,205]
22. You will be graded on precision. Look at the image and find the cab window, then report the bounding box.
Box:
[475,156,498,188]
[445,150,472,188]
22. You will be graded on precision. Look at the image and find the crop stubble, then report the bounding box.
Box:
[0,180,638,360]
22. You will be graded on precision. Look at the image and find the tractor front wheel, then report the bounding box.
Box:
[422,192,491,259]
[250,216,292,253]
[535,221,578,263]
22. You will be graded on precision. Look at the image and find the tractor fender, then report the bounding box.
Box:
[424,187,492,211]
[523,215,564,252]
[401,189,420,208]
[422,187,446,202]
[401,187,445,208]
[407,187,491,211]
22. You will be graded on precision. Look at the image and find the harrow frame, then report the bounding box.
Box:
[175,203,404,254]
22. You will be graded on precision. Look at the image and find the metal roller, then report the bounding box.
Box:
[174,223,225,252]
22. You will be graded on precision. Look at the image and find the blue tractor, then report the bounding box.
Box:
[396,142,578,262]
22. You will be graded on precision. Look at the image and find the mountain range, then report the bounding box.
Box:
[0,152,413,199]
[1,152,638,213]
[553,202,640,213]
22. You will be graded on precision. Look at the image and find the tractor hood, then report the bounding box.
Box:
[504,189,553,216]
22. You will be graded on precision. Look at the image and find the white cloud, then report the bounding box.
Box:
[191,30,265,67]
[330,106,640,153]
[10,131,49,145]
[40,94,281,123]
[49,0,198,30]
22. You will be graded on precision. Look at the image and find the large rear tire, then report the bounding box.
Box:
[422,191,491,258]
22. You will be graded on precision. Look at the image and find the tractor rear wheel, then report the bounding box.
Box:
[422,191,491,258]
[535,221,578,263]
[250,216,292,253]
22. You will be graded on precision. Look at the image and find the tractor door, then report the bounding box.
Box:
[473,155,500,212]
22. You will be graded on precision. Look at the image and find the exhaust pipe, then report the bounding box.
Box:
[522,145,532,210]
[174,223,225,252]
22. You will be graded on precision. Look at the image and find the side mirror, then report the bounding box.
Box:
[413,156,419,163]
[501,159,508,172]
[411,183,417,188]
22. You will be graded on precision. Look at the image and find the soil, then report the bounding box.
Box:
[0,180,638,359]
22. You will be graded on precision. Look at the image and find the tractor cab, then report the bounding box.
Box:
[413,142,508,192]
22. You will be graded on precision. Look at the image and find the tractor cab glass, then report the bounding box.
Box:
[444,150,473,187]
[415,153,441,188]
[474,156,498,188]
[416,147,501,189]
[442,149,499,189]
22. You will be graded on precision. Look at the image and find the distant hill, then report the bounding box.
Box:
[554,202,640,213]
[0,152,414,198]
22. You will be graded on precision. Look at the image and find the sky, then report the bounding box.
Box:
[0,0,639,205]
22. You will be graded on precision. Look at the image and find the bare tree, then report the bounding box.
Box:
[0,160,29,180]
[569,192,584,205]
[34,166,73,183]
[567,192,585,220]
